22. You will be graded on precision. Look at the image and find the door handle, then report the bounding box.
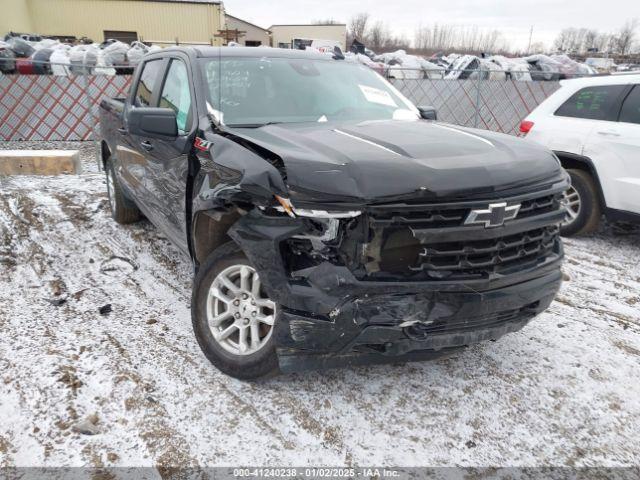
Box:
[140,141,154,151]
[597,130,620,137]
[117,127,127,134]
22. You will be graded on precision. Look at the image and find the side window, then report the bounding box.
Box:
[135,59,163,107]
[619,86,640,125]
[159,59,192,135]
[555,85,627,121]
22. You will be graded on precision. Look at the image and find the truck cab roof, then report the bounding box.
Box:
[152,45,336,61]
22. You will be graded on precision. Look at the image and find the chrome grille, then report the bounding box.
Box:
[411,225,559,276]
[363,190,564,281]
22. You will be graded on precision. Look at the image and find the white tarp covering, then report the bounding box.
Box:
[522,54,592,80]
[586,57,615,70]
[550,54,596,75]
[344,52,387,75]
[488,55,532,81]
[49,46,71,76]
[102,41,128,67]
[32,38,59,51]
[126,41,148,67]
[69,44,98,74]
[374,50,444,79]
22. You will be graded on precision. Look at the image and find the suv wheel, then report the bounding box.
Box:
[560,169,601,236]
[105,158,141,224]
[192,242,279,380]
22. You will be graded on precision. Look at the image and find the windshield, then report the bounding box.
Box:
[199,56,419,127]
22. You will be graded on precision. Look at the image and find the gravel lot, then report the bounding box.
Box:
[0,142,639,468]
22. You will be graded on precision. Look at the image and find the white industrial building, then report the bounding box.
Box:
[224,14,270,47]
[269,23,347,51]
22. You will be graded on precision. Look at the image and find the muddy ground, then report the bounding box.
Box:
[0,144,639,468]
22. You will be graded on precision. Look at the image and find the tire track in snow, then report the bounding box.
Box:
[1,171,640,467]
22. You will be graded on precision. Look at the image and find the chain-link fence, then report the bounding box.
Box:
[0,62,591,141]
[0,61,131,141]
[389,68,568,136]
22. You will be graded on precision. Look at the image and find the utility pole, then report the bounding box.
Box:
[527,25,534,54]
[214,29,246,45]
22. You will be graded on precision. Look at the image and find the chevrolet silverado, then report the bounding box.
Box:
[99,47,568,379]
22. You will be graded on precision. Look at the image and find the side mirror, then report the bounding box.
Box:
[418,106,437,121]
[128,107,178,138]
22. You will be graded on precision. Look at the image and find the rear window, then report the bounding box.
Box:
[555,85,627,121]
[619,85,640,124]
[134,59,163,107]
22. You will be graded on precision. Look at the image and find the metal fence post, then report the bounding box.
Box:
[80,68,100,172]
[473,72,482,129]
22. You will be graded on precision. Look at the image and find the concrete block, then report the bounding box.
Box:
[0,150,81,176]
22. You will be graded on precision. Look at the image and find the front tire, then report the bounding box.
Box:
[105,158,141,224]
[192,242,279,380]
[560,169,601,237]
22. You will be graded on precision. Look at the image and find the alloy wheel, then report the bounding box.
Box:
[207,264,276,356]
[561,186,581,227]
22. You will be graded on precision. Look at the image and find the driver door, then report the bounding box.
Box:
[142,56,196,255]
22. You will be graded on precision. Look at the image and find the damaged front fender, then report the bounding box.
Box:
[192,132,288,215]
[190,130,293,264]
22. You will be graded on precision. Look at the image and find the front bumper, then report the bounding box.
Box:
[275,269,560,372]
[229,210,562,373]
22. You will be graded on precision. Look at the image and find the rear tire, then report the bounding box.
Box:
[105,158,141,224]
[560,168,601,237]
[192,242,279,380]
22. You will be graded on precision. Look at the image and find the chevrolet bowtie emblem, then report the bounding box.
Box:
[464,202,521,228]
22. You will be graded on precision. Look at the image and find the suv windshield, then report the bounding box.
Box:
[200,56,419,127]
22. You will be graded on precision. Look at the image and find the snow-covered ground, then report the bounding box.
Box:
[0,151,639,468]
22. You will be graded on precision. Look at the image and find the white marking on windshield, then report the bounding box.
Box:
[359,84,398,107]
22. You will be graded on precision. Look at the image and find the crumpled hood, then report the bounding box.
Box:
[226,119,563,204]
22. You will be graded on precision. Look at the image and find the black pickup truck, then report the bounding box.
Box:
[99,47,568,379]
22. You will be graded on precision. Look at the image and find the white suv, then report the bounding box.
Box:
[520,73,640,236]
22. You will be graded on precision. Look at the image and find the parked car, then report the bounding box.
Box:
[100,47,568,379]
[520,73,640,236]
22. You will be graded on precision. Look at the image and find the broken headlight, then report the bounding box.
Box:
[274,195,361,219]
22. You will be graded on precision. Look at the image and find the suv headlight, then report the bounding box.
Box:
[274,195,361,219]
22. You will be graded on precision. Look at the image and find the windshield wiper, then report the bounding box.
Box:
[227,121,284,128]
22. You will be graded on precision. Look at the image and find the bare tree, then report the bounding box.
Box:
[311,19,340,25]
[529,41,546,54]
[554,28,571,51]
[584,29,599,51]
[384,33,410,50]
[595,33,613,53]
[615,18,638,55]
[554,20,639,55]
[554,28,588,52]
[349,12,370,43]
[368,21,390,50]
[413,23,505,54]
[414,23,455,51]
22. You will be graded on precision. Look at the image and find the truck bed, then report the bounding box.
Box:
[99,97,126,152]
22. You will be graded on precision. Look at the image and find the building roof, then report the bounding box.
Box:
[188,46,337,60]
[269,23,346,27]
[143,0,221,4]
[225,14,270,33]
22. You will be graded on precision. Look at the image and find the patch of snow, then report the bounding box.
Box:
[0,170,639,467]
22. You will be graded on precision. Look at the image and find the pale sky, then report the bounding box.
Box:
[223,0,639,51]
